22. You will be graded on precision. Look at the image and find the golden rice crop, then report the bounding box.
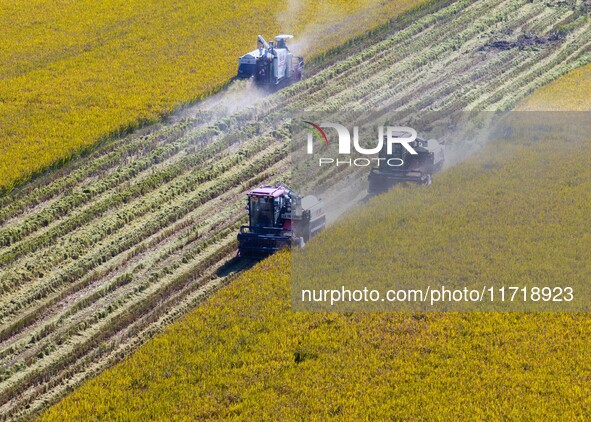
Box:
[0,0,426,191]
[517,64,591,110]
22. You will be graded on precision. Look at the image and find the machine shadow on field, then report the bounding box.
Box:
[215,256,256,277]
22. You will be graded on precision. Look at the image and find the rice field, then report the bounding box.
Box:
[0,0,427,191]
[2,0,591,419]
[40,129,591,419]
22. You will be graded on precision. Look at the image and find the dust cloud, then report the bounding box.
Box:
[174,78,269,122]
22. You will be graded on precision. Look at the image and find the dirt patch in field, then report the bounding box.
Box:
[478,32,565,51]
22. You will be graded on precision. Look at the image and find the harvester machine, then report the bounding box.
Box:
[237,185,325,258]
[368,131,445,194]
[237,35,303,89]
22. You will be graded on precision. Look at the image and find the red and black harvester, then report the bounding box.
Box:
[237,185,325,258]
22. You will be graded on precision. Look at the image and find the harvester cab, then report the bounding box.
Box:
[368,131,445,194]
[237,185,325,258]
[236,35,303,88]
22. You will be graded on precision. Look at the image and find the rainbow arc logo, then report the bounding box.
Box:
[304,121,329,145]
